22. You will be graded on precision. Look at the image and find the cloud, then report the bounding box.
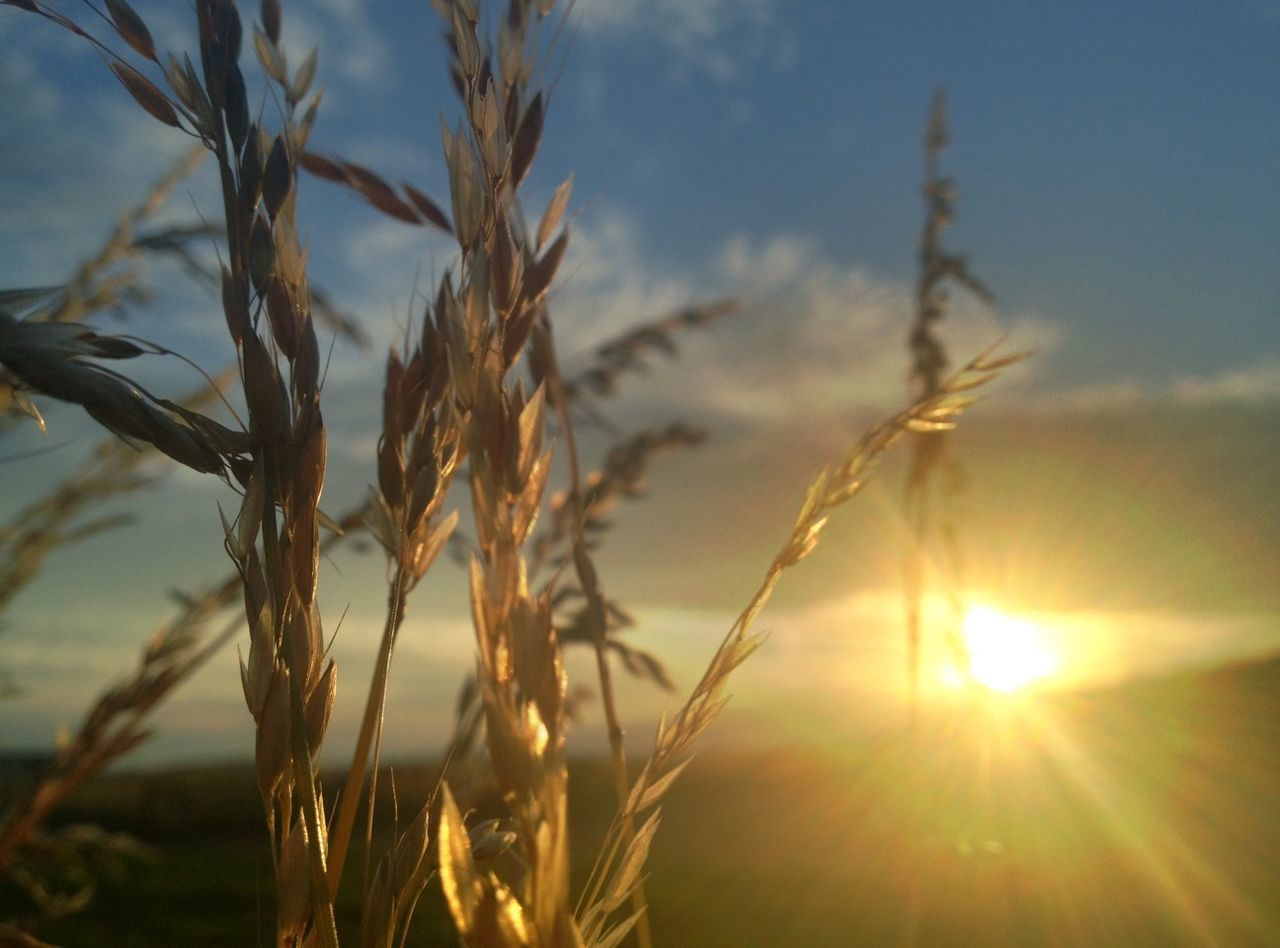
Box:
[1023,355,1280,414]
[553,207,700,352]
[706,234,1057,421]
[278,0,391,90]
[572,0,780,81]
[527,219,1059,426]
[1029,381,1149,413]
[0,85,196,286]
[1171,356,1280,405]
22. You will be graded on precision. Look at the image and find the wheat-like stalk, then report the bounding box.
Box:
[5,0,347,939]
[0,5,1025,946]
[903,89,995,713]
[420,2,590,942]
[576,349,1020,944]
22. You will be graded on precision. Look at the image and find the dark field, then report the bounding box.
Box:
[6,655,1279,946]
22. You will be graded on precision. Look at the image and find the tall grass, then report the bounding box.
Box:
[903,89,996,715]
[0,2,1013,944]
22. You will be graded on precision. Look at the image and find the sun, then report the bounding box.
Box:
[951,604,1060,693]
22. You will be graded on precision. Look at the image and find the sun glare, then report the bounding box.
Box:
[953,604,1061,693]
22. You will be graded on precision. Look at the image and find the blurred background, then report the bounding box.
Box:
[1,3,1278,940]
[2,0,1276,759]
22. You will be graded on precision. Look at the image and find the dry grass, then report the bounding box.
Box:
[903,90,997,713]
[0,2,1015,945]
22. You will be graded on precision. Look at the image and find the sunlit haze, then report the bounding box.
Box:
[952,604,1061,693]
[1,1,1277,760]
[1,1,1278,944]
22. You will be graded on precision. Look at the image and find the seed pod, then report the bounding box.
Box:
[255,665,291,799]
[262,134,292,220]
[537,174,573,248]
[406,463,439,536]
[293,314,321,403]
[305,659,337,754]
[276,819,310,938]
[510,92,543,187]
[221,266,249,344]
[213,0,243,62]
[393,804,431,891]
[403,183,452,233]
[523,229,567,303]
[362,853,395,944]
[288,49,317,105]
[398,352,428,429]
[265,277,298,358]
[501,298,539,367]
[242,593,275,718]
[247,214,276,294]
[242,330,285,444]
[261,0,282,46]
[490,217,523,318]
[224,64,251,154]
[110,63,180,128]
[451,4,481,81]
[242,547,271,634]
[240,126,264,211]
[512,451,548,544]
[253,25,287,84]
[410,415,438,474]
[238,455,266,555]
[290,422,325,605]
[298,153,344,186]
[376,434,405,506]
[105,0,158,62]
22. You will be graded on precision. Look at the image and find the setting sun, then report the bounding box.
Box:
[954,604,1061,693]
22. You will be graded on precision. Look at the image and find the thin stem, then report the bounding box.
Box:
[262,456,340,948]
[327,563,408,897]
[538,320,653,947]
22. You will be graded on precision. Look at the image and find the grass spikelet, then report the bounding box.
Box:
[3,3,1030,946]
[577,352,1018,942]
[903,89,996,713]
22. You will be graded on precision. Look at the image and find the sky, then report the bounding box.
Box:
[0,0,1278,762]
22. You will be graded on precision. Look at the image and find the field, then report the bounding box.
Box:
[2,1,1277,945]
[9,654,1278,946]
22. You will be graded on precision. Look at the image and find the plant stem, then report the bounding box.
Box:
[261,455,340,948]
[540,320,653,948]
[327,563,408,897]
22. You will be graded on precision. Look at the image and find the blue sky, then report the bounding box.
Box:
[4,0,1278,400]
[1,0,1278,760]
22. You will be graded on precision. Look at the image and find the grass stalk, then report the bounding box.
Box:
[577,351,1017,943]
[539,318,654,948]
[0,5,1027,946]
[327,564,408,897]
[904,89,992,716]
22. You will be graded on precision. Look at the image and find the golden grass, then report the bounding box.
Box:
[0,2,1016,944]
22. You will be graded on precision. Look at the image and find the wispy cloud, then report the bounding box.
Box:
[704,234,1057,421]
[572,0,781,81]
[279,0,391,90]
[0,84,195,285]
[547,222,1056,425]
[1027,355,1280,413]
[554,207,700,351]
[1172,356,1280,404]
[1030,381,1149,413]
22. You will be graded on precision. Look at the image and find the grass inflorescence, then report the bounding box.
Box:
[0,3,1016,945]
